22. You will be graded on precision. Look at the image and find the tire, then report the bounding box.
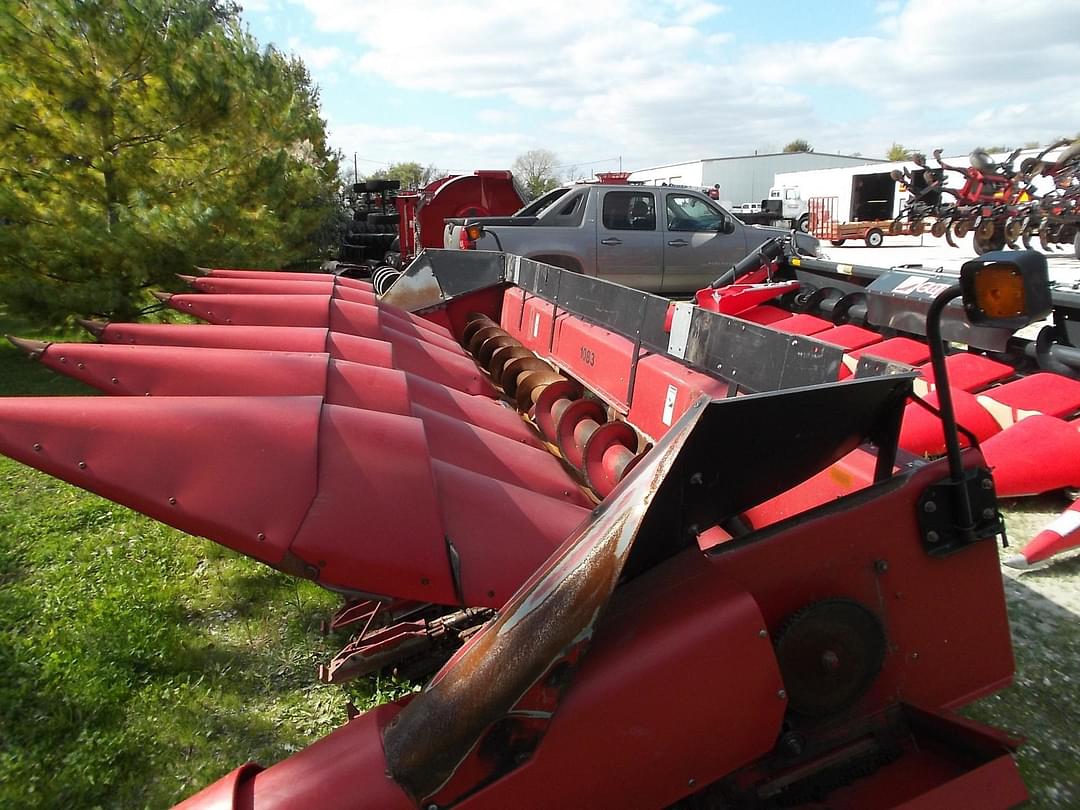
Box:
[864,228,884,248]
[796,214,810,233]
[829,239,846,246]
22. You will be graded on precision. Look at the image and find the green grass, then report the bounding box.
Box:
[0,310,412,808]
[0,307,1076,807]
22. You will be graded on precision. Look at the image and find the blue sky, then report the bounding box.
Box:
[240,0,1080,179]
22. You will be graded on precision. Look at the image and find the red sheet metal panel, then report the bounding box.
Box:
[626,353,730,440]
[199,267,374,292]
[713,454,1015,714]
[175,704,413,810]
[550,316,635,410]
[815,323,883,351]
[976,371,1080,427]
[770,313,834,336]
[737,304,794,325]
[289,405,457,603]
[433,461,591,607]
[900,390,1002,455]
[499,285,527,338]
[457,564,784,810]
[914,352,1013,394]
[518,295,557,353]
[982,414,1080,496]
[0,396,320,567]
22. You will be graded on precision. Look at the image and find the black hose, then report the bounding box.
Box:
[709,236,786,289]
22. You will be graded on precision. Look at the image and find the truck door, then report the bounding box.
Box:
[595,189,663,291]
[661,192,747,294]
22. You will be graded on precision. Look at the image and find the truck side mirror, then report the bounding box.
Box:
[719,218,736,235]
[960,251,1051,329]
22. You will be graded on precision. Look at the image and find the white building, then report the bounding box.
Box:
[629,152,884,207]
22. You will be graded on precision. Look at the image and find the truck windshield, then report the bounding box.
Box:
[514,188,570,217]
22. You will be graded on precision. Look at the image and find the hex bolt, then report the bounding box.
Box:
[77,362,85,369]
[169,497,177,506]
[111,377,119,384]
[982,507,996,520]
[758,629,768,638]
[77,461,86,469]
[32,443,41,452]
[777,689,787,699]
[981,478,994,490]
[923,501,937,513]
[874,559,889,574]
[59,356,67,363]
[687,778,697,787]
[926,530,940,544]
[256,532,266,541]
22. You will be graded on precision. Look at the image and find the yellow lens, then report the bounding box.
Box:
[974,263,1025,319]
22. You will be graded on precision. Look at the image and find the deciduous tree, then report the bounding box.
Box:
[782,139,813,153]
[512,149,561,198]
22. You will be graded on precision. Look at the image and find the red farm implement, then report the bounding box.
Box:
[0,247,1056,808]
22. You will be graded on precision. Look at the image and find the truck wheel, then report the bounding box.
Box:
[829,240,846,247]
[796,214,810,233]
[864,228,884,248]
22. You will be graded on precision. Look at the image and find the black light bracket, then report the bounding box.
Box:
[917,467,1006,557]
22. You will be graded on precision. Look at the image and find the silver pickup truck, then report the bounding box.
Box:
[443,183,820,294]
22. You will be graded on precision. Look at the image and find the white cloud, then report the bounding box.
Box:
[286,37,344,71]
[291,0,1080,171]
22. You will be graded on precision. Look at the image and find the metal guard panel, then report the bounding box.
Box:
[382,249,507,311]
[865,269,1010,352]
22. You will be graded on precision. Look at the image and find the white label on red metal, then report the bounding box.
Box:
[667,302,694,359]
[662,385,678,426]
[1045,507,1080,538]
[532,312,541,338]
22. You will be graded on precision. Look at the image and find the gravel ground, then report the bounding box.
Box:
[814,238,1080,807]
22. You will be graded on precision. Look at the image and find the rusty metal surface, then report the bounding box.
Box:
[381,395,710,801]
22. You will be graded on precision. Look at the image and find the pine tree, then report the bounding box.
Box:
[0,0,341,322]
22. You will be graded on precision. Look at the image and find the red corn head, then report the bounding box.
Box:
[178,274,453,340]
[80,322,493,396]
[16,341,582,502]
[16,339,543,450]
[0,396,589,607]
[1005,496,1080,568]
[155,292,465,355]
[194,266,373,291]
